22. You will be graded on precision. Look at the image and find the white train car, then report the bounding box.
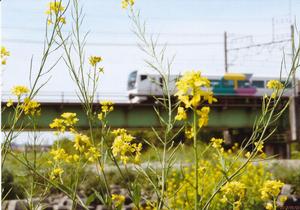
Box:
[127,70,298,103]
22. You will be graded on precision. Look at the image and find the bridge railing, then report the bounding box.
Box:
[1,91,130,103]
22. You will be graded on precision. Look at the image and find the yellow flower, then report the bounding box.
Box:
[61,112,79,126]
[11,86,29,97]
[254,142,264,152]
[260,180,284,200]
[46,2,65,15]
[1,46,10,65]
[50,112,79,133]
[84,146,101,162]
[175,107,187,121]
[267,80,284,90]
[265,202,273,210]
[185,127,195,139]
[89,56,102,67]
[97,113,103,120]
[111,129,141,165]
[100,101,114,113]
[6,99,13,107]
[245,151,251,158]
[50,167,64,180]
[121,0,135,9]
[221,181,246,208]
[197,106,210,128]
[50,148,68,161]
[112,194,125,207]
[211,137,223,149]
[74,133,91,152]
[175,70,216,108]
[21,97,41,116]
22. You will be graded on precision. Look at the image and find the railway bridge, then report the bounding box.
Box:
[1,92,300,158]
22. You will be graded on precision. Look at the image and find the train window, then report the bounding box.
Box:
[281,80,292,88]
[140,75,147,81]
[210,80,220,87]
[222,80,234,87]
[238,80,251,88]
[252,80,264,88]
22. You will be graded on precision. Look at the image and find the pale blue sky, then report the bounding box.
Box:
[2,0,300,95]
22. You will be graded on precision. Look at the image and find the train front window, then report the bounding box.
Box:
[127,71,137,90]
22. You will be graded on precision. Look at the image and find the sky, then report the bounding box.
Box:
[1,0,300,144]
[2,0,300,97]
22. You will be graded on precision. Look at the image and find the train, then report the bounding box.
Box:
[127,70,299,103]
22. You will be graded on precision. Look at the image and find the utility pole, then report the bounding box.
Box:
[224,31,228,73]
[288,24,297,159]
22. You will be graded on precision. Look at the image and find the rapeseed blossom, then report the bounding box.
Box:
[175,70,216,109]
[49,112,79,133]
[266,80,284,98]
[220,181,246,210]
[254,141,264,152]
[100,101,114,113]
[1,46,10,65]
[11,86,29,97]
[197,106,210,128]
[175,107,187,121]
[6,99,13,107]
[46,1,66,25]
[50,167,64,180]
[260,180,284,200]
[50,148,68,161]
[74,133,91,152]
[89,56,102,67]
[267,80,284,90]
[112,194,125,207]
[121,0,134,9]
[21,98,41,116]
[111,129,142,164]
[46,2,65,15]
[211,137,224,149]
[84,146,101,162]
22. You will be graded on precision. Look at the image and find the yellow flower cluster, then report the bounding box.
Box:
[21,98,41,116]
[175,107,187,121]
[98,101,114,120]
[111,194,125,207]
[166,155,273,209]
[266,80,284,90]
[197,106,210,128]
[210,137,224,149]
[50,167,64,180]
[266,80,284,98]
[185,127,195,139]
[11,86,29,97]
[220,181,246,210]
[254,141,264,153]
[175,70,216,109]
[49,112,79,133]
[111,129,142,164]
[46,1,66,25]
[46,2,65,14]
[260,180,284,200]
[121,0,135,9]
[89,56,102,67]
[1,46,10,65]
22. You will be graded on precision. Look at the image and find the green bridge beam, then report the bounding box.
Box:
[1,96,290,130]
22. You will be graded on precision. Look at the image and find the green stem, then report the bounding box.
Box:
[193,109,199,210]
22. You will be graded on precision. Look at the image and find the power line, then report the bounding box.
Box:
[2,38,223,47]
